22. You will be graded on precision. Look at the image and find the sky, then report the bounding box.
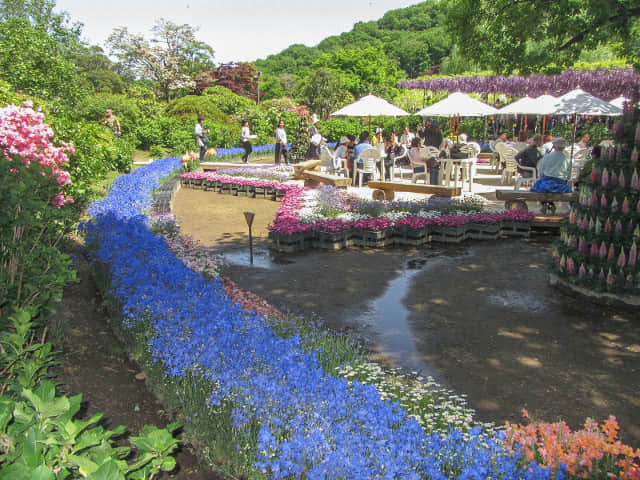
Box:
[55,0,425,64]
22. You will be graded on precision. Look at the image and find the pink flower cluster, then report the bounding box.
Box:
[0,102,74,206]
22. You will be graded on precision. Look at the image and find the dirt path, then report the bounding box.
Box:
[173,187,640,447]
[53,241,225,480]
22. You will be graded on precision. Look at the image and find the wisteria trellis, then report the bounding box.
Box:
[399,68,639,101]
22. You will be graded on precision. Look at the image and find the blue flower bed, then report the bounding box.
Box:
[83,158,559,480]
[214,142,337,160]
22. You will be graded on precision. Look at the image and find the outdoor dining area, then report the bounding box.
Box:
[315,89,626,199]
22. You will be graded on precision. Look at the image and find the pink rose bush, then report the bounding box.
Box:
[0,102,74,206]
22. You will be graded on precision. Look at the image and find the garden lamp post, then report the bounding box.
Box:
[243,211,255,265]
[253,71,262,107]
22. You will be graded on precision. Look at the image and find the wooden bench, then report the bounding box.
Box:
[496,190,574,214]
[302,171,352,188]
[367,181,461,200]
[293,159,322,179]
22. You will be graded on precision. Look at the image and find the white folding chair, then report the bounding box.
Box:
[390,145,409,181]
[500,146,519,184]
[354,147,380,187]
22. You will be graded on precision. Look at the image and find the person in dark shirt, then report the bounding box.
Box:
[515,134,543,177]
[424,121,443,149]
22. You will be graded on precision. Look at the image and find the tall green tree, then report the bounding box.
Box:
[107,19,215,101]
[447,0,640,74]
[312,46,402,99]
[294,67,353,119]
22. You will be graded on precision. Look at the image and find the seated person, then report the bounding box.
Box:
[408,137,439,184]
[515,134,543,177]
[333,136,350,170]
[530,137,572,193]
[400,126,415,146]
[371,127,384,146]
[577,133,591,149]
[512,130,530,152]
[353,131,372,165]
[541,133,554,154]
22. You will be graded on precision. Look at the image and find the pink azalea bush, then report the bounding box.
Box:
[0,102,74,206]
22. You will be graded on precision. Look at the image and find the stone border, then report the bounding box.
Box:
[549,273,640,308]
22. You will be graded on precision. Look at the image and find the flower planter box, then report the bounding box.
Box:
[501,221,531,237]
[191,178,203,188]
[230,185,239,196]
[237,184,250,197]
[359,229,391,248]
[254,187,266,198]
[468,222,501,240]
[204,179,216,191]
[431,225,468,243]
[266,187,277,200]
[220,183,232,194]
[275,190,285,201]
[394,226,429,246]
[269,231,306,252]
[316,230,347,250]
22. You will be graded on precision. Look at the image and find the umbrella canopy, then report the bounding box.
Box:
[415,92,498,117]
[331,94,409,117]
[497,96,537,115]
[610,96,631,109]
[551,88,622,116]
[534,94,561,115]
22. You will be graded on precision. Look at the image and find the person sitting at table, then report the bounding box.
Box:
[408,137,439,184]
[530,137,572,193]
[542,133,554,154]
[424,120,443,149]
[334,136,350,171]
[515,134,543,177]
[577,132,591,149]
[512,130,529,152]
[384,132,403,180]
[371,127,384,146]
[353,131,372,164]
[400,126,415,146]
[494,131,508,148]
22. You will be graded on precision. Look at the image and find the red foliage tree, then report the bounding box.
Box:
[197,62,258,100]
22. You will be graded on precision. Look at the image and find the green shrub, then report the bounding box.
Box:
[75,93,142,137]
[165,95,230,124]
[202,85,254,115]
[0,157,77,321]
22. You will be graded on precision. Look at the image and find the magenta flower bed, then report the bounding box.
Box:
[180,172,535,248]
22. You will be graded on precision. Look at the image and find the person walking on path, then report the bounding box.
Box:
[305,114,322,160]
[194,115,210,163]
[102,109,121,137]
[240,120,257,163]
[274,119,289,165]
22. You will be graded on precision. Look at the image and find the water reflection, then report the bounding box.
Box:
[223,247,293,269]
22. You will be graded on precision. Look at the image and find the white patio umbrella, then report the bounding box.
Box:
[497,96,538,132]
[415,92,498,117]
[535,94,560,134]
[551,88,622,158]
[331,94,410,118]
[610,96,631,110]
[331,94,409,184]
[415,92,498,140]
[551,88,622,116]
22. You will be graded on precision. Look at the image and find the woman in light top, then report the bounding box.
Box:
[274,119,289,165]
[240,120,257,163]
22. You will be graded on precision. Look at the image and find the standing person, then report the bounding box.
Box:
[274,119,289,165]
[102,109,121,137]
[194,115,210,162]
[240,120,257,163]
[424,121,443,149]
[305,114,322,160]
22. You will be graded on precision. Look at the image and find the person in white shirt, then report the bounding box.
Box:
[334,136,349,170]
[400,126,415,146]
[240,120,257,163]
[274,119,289,164]
[194,116,210,162]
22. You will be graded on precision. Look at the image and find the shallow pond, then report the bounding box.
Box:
[224,238,640,447]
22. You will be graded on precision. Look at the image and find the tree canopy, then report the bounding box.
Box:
[447,0,640,74]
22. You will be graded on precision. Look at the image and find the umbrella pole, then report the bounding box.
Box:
[542,115,547,135]
[570,113,577,171]
[525,114,528,133]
